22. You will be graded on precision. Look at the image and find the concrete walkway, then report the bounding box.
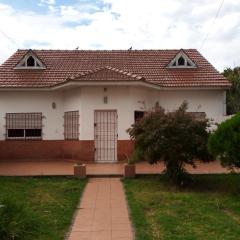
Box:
[68,178,133,240]
[0,160,237,176]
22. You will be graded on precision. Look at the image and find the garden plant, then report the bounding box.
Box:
[128,102,212,185]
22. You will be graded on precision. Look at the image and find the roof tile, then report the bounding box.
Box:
[0,49,231,88]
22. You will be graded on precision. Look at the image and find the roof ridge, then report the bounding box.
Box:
[16,48,198,52]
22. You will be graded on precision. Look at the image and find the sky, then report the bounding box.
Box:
[0,0,239,72]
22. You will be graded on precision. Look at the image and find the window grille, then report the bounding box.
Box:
[6,113,43,140]
[94,110,117,162]
[134,111,145,123]
[187,112,206,121]
[64,111,79,140]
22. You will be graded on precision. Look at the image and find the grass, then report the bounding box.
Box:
[0,176,87,240]
[124,174,240,240]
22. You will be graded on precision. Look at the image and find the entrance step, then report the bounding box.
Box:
[86,163,124,176]
[87,174,123,178]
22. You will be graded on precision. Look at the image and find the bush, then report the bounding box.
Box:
[0,197,39,240]
[127,102,212,185]
[208,113,240,169]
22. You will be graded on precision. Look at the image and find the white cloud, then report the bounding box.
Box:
[0,0,240,71]
[40,0,55,5]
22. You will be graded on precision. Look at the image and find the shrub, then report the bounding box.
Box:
[127,102,212,185]
[0,197,39,240]
[208,113,240,169]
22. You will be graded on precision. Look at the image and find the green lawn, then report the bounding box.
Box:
[0,177,86,240]
[124,174,240,240]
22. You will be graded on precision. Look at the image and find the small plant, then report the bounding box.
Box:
[125,154,134,165]
[125,149,143,165]
[127,102,212,185]
[124,154,136,178]
[208,113,240,169]
[0,197,39,240]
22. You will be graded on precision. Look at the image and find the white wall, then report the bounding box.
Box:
[0,91,64,140]
[79,86,132,140]
[0,87,226,141]
[158,89,226,118]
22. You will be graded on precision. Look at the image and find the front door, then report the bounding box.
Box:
[94,110,117,163]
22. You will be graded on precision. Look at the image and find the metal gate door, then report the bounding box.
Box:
[94,110,117,163]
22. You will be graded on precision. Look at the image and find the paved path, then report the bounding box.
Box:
[0,160,236,176]
[68,178,134,240]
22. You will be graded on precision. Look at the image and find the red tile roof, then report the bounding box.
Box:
[0,49,231,88]
[68,66,145,82]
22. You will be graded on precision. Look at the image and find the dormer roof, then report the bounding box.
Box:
[167,49,197,68]
[14,49,46,70]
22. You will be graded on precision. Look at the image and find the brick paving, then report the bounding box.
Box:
[68,178,133,240]
[0,160,237,176]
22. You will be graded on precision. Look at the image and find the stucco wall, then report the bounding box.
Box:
[0,86,226,141]
[0,91,64,140]
[158,90,226,118]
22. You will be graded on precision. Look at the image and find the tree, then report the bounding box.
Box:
[223,67,240,115]
[127,102,212,185]
[208,113,240,169]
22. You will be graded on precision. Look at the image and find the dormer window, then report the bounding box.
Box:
[178,56,185,66]
[14,50,45,69]
[168,50,197,68]
[27,56,35,67]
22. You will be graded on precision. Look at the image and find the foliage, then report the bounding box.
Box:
[127,102,212,185]
[223,67,240,115]
[0,197,39,240]
[208,113,240,169]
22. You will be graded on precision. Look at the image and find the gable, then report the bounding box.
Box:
[14,50,46,69]
[68,66,145,82]
[168,49,197,68]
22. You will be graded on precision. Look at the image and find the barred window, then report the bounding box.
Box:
[134,111,145,123]
[6,113,43,140]
[187,112,206,121]
[64,111,79,140]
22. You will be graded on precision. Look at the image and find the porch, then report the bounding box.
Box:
[0,160,236,176]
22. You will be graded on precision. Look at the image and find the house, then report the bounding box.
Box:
[0,49,231,163]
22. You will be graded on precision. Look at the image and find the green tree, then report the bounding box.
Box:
[208,113,240,169]
[223,67,240,115]
[127,102,212,185]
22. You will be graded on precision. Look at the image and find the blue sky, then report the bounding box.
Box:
[0,0,240,71]
[0,0,109,13]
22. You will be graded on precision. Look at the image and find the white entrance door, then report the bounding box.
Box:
[94,110,117,163]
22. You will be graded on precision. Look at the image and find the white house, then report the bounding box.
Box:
[0,49,231,162]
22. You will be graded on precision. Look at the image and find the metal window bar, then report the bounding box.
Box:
[187,112,206,121]
[134,111,145,123]
[64,111,79,140]
[94,110,117,162]
[5,113,43,140]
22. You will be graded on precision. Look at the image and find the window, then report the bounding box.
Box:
[170,55,195,67]
[187,112,206,121]
[168,50,196,68]
[26,56,35,67]
[6,113,43,140]
[64,111,79,140]
[14,50,45,69]
[134,111,144,123]
[178,56,185,66]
